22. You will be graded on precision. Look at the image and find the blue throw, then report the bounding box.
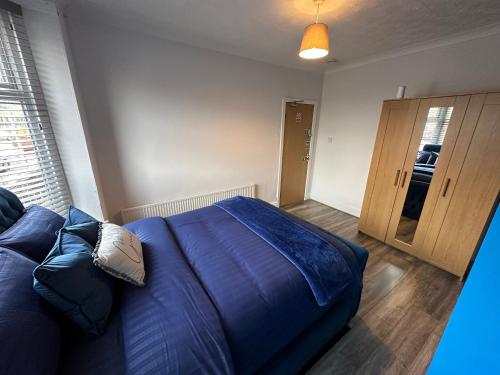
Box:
[215,196,354,306]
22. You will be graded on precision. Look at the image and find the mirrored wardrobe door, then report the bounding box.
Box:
[418,94,487,263]
[385,96,470,255]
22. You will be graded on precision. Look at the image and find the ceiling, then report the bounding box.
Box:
[65,0,500,72]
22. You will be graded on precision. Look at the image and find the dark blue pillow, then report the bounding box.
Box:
[62,206,100,248]
[0,187,24,233]
[64,206,97,227]
[0,205,65,263]
[429,151,440,165]
[0,247,60,375]
[33,228,114,335]
[64,221,100,247]
[416,150,432,164]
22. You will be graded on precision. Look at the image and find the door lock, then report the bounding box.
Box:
[303,155,311,161]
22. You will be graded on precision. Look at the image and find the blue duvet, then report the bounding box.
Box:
[113,198,366,375]
[216,196,354,306]
[122,217,234,375]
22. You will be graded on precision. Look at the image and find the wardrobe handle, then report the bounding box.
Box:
[442,178,451,197]
[400,171,408,188]
[394,169,401,187]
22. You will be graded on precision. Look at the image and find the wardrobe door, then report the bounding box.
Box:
[418,94,487,265]
[385,96,470,254]
[359,99,420,241]
[425,93,500,276]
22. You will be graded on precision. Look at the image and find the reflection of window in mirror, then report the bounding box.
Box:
[415,107,453,166]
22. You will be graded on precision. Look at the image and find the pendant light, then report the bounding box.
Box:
[299,0,329,59]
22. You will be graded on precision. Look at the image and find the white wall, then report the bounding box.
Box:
[311,32,500,217]
[23,6,105,219]
[63,12,323,222]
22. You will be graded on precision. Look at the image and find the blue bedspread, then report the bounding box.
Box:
[122,218,234,375]
[62,200,366,375]
[216,196,353,306]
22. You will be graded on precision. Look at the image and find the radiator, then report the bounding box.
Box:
[121,184,256,223]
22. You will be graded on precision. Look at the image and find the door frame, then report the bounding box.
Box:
[276,97,319,207]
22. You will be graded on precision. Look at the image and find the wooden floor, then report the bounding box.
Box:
[285,200,462,375]
[395,216,418,245]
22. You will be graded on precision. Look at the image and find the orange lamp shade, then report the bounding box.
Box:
[299,23,329,59]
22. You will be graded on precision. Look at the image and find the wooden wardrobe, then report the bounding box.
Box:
[359,92,500,277]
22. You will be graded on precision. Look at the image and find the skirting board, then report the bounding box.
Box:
[309,194,361,218]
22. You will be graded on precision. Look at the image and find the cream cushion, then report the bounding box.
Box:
[93,222,145,287]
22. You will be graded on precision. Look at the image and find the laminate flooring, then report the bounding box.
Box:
[284,200,462,375]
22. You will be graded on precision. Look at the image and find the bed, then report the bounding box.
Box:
[0,193,368,375]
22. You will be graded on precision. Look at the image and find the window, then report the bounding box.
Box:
[0,3,70,214]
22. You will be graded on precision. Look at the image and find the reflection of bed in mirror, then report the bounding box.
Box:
[402,144,441,221]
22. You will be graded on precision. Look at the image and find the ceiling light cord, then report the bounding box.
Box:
[315,3,320,24]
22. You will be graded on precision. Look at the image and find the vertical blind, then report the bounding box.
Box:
[418,106,453,151]
[0,4,71,214]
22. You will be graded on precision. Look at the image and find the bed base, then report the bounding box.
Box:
[255,296,356,375]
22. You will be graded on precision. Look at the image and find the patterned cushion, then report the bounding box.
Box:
[93,223,145,287]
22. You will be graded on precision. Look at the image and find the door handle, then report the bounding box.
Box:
[394,169,401,187]
[442,178,451,197]
[303,155,310,161]
[400,171,408,188]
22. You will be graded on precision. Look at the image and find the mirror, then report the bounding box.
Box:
[395,106,454,244]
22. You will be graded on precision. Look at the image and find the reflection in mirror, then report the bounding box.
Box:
[395,107,454,245]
